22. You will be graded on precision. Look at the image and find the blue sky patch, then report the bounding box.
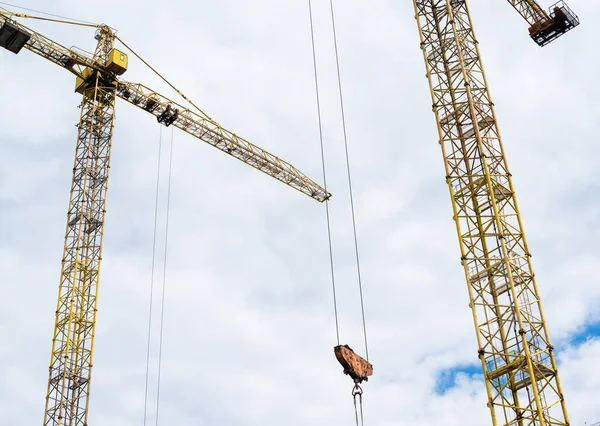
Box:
[435,321,600,395]
[435,364,482,395]
[568,321,600,347]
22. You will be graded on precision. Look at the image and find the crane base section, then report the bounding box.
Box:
[334,345,373,383]
[0,21,31,54]
[529,1,579,47]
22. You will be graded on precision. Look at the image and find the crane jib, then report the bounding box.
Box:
[114,81,331,202]
[0,13,331,204]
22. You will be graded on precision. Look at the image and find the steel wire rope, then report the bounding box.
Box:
[115,35,217,124]
[308,0,340,346]
[359,400,364,426]
[154,125,175,426]
[143,125,164,426]
[354,395,364,426]
[352,383,365,426]
[328,0,369,362]
[0,2,99,27]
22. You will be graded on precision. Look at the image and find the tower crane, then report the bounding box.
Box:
[412,1,579,426]
[0,10,330,426]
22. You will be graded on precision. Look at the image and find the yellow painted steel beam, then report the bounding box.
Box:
[507,0,549,25]
[115,80,330,202]
[412,1,569,426]
[44,26,118,426]
[0,13,98,78]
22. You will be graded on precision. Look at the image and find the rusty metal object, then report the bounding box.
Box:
[334,345,373,383]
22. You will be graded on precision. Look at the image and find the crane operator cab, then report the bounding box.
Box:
[528,0,580,47]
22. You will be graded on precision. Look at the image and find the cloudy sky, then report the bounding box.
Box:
[0,0,599,425]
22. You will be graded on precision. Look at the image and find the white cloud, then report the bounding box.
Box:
[1,0,599,425]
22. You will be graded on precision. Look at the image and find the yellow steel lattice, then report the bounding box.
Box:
[412,1,569,425]
[44,27,118,426]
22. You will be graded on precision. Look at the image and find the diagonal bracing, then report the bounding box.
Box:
[412,1,569,425]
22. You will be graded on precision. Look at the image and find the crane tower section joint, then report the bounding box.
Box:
[0,20,31,54]
[75,68,117,100]
[529,1,579,46]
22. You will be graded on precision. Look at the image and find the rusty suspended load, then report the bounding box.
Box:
[334,345,373,383]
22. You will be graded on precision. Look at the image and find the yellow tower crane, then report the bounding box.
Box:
[412,1,578,426]
[0,10,330,426]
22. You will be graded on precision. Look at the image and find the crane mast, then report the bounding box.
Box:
[44,26,118,426]
[412,1,572,425]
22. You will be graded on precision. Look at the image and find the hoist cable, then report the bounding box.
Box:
[353,384,364,426]
[359,398,365,426]
[353,397,364,426]
[154,126,175,426]
[308,0,340,346]
[143,125,164,426]
[328,0,369,362]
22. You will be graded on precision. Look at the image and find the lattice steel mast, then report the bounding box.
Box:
[0,11,330,426]
[43,25,118,426]
[412,1,577,426]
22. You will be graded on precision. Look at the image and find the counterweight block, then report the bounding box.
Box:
[0,21,31,54]
[529,1,580,46]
